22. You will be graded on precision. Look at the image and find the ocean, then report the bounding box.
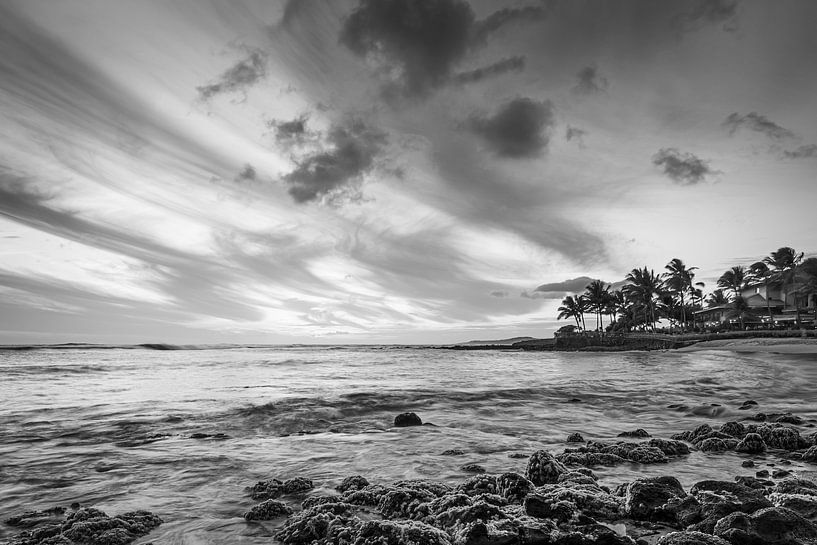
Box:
[2,345,817,543]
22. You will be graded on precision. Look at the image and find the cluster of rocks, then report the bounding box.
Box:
[242,454,817,545]
[670,420,815,456]
[3,507,162,545]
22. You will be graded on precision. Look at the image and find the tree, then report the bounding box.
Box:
[798,257,817,328]
[718,266,748,329]
[624,267,664,332]
[706,289,730,306]
[663,258,698,332]
[748,261,775,327]
[557,295,583,331]
[584,279,610,332]
[764,247,804,326]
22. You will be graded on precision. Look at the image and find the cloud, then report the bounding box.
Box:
[722,112,795,140]
[534,276,600,295]
[283,118,387,203]
[572,65,608,95]
[783,144,817,159]
[565,125,587,146]
[472,6,547,45]
[652,148,717,185]
[268,114,310,143]
[490,290,509,298]
[467,98,555,158]
[197,48,267,100]
[340,0,475,100]
[674,0,740,33]
[453,56,525,85]
[235,164,256,182]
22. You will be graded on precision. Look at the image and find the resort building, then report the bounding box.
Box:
[694,282,815,328]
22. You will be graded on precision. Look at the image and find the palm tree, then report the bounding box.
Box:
[663,258,698,332]
[748,261,775,327]
[624,267,663,332]
[584,279,610,332]
[764,247,804,326]
[576,294,589,331]
[706,289,730,306]
[718,266,748,329]
[557,295,583,331]
[691,281,705,331]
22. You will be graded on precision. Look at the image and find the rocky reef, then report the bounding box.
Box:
[3,507,162,545]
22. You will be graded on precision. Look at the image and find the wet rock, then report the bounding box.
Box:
[802,445,817,463]
[775,413,806,425]
[342,484,392,507]
[772,469,792,479]
[441,449,465,456]
[456,474,499,497]
[690,480,772,517]
[750,412,767,421]
[5,507,66,528]
[276,502,357,544]
[673,424,713,443]
[755,469,770,478]
[698,438,736,452]
[459,464,485,474]
[567,432,585,443]
[393,479,452,497]
[531,479,623,521]
[693,431,735,445]
[741,460,755,468]
[526,449,569,485]
[394,412,422,427]
[735,432,766,454]
[244,499,293,521]
[769,493,817,518]
[301,495,341,509]
[719,422,746,438]
[648,438,691,456]
[508,452,529,458]
[353,519,452,545]
[735,476,774,489]
[249,478,283,500]
[524,494,576,523]
[751,424,807,450]
[54,508,162,545]
[713,506,817,545]
[282,477,314,494]
[336,475,369,493]
[618,429,651,438]
[657,531,730,544]
[379,487,437,519]
[557,471,599,487]
[596,442,669,464]
[741,400,759,408]
[774,478,817,497]
[557,452,627,467]
[496,472,534,503]
[623,476,687,523]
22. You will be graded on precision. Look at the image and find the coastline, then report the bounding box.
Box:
[678,337,817,354]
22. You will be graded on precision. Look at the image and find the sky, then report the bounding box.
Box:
[1,0,816,345]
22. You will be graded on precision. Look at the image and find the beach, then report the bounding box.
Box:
[680,337,817,354]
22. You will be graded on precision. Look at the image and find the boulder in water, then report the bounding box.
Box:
[244,499,292,521]
[618,428,651,438]
[566,432,585,442]
[623,476,686,523]
[393,412,422,427]
[657,531,730,544]
[714,506,817,545]
[525,450,568,485]
[735,432,766,454]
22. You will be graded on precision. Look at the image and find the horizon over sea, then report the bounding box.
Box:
[2,345,817,544]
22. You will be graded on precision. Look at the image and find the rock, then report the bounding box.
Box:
[802,445,817,463]
[496,472,534,503]
[690,480,773,514]
[5,507,66,527]
[618,429,651,438]
[698,438,736,452]
[244,499,292,521]
[714,506,817,545]
[567,432,585,442]
[557,452,627,467]
[600,443,669,464]
[353,519,452,545]
[525,479,622,522]
[57,508,162,545]
[249,479,283,500]
[657,531,730,544]
[735,476,774,489]
[508,452,529,458]
[756,469,770,478]
[741,400,759,407]
[673,424,714,443]
[774,478,817,497]
[441,449,465,456]
[775,413,806,425]
[276,502,357,544]
[526,450,569,485]
[772,469,791,478]
[282,477,313,494]
[456,475,499,497]
[623,476,687,523]
[336,475,369,493]
[769,493,817,518]
[648,438,691,456]
[393,412,422,427]
[379,488,437,520]
[735,432,766,454]
[753,424,806,450]
[301,496,341,509]
[741,460,755,467]
[524,494,576,523]
[459,464,485,474]
[719,421,746,438]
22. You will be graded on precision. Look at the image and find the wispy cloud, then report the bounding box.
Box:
[565,125,587,146]
[783,144,817,159]
[673,0,740,33]
[472,6,547,45]
[722,112,794,140]
[454,56,525,85]
[197,48,267,100]
[572,65,608,95]
[652,148,717,185]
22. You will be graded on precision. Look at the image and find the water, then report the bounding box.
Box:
[2,346,817,543]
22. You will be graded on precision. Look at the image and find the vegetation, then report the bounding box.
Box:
[556,247,817,334]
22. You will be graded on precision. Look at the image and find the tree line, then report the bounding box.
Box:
[557,246,817,333]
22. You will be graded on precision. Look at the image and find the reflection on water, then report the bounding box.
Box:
[1,346,816,542]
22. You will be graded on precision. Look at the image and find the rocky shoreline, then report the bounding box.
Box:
[6,409,817,545]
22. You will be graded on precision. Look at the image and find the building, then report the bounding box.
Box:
[694,281,814,328]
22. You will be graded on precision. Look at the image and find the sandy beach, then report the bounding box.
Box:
[679,337,817,354]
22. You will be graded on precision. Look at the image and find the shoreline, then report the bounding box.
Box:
[678,337,817,354]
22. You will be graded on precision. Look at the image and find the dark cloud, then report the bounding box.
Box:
[674,0,740,33]
[722,112,794,140]
[565,125,587,145]
[783,144,817,159]
[534,276,600,295]
[472,6,547,45]
[489,290,509,298]
[283,118,387,203]
[197,48,267,100]
[572,65,608,95]
[268,114,310,142]
[652,148,717,185]
[467,98,555,158]
[340,0,475,99]
[235,164,256,182]
[454,56,525,85]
